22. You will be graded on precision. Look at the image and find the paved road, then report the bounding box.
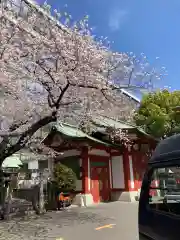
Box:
[0,202,139,240]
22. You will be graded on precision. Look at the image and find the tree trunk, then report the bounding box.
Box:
[0,112,57,168]
[0,187,6,219]
[32,185,39,214]
[3,183,13,220]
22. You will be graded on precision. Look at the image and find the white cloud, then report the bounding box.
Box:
[108,9,128,31]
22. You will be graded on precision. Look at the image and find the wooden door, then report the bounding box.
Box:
[91,166,110,203]
[99,167,110,202]
[91,167,100,203]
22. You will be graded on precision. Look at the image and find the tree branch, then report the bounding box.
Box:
[47,94,54,108]
[38,79,56,108]
[0,119,30,137]
[36,60,56,84]
[9,119,29,132]
[100,89,114,103]
[70,82,99,90]
[55,81,70,109]
[70,82,147,92]
[127,68,134,86]
[0,111,57,164]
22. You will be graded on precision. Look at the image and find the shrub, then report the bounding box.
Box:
[53,163,77,191]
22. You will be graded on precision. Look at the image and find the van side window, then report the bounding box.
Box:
[149,166,180,215]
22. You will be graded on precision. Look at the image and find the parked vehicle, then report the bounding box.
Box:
[139,134,180,240]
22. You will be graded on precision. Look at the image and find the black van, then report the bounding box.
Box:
[139,134,180,240]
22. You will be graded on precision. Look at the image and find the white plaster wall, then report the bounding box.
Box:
[88,149,110,157]
[111,156,125,189]
[129,155,135,189]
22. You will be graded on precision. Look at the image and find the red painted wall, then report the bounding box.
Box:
[132,151,149,190]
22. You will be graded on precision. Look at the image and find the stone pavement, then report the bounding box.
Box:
[0,201,139,240]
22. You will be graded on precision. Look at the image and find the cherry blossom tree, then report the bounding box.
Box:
[0,0,165,169]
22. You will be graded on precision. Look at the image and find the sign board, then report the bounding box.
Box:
[28,160,38,170]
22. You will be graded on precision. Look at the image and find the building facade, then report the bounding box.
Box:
[43,119,157,206]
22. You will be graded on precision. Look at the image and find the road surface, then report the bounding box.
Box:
[0,201,139,240]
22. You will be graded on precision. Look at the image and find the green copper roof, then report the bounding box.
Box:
[50,115,157,148]
[92,116,156,140]
[55,123,87,138]
[53,123,116,147]
[92,116,135,130]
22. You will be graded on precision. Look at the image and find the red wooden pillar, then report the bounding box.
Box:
[131,149,139,191]
[81,147,90,194]
[109,150,113,189]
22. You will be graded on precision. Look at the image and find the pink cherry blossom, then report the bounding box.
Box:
[0,0,165,165]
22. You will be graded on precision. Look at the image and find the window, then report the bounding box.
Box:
[149,166,180,215]
[39,160,48,170]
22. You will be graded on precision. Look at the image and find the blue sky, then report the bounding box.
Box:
[37,0,180,92]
